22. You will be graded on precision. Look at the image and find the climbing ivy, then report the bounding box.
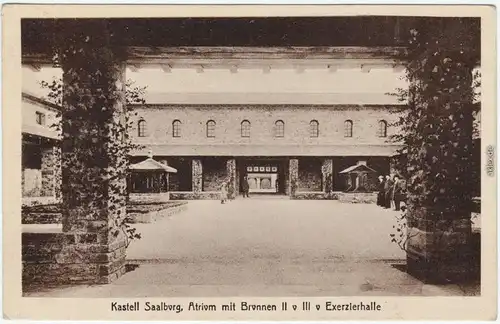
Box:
[387,19,480,253]
[388,19,480,220]
[42,20,147,247]
[40,78,147,108]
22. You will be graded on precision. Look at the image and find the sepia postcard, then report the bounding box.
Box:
[2,4,497,321]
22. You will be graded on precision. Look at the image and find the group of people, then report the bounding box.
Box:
[220,176,251,204]
[376,174,405,211]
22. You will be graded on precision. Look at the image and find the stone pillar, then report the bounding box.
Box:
[289,158,299,198]
[406,209,473,282]
[53,145,62,201]
[57,21,128,284]
[405,20,476,283]
[226,158,236,199]
[192,159,203,192]
[235,163,240,196]
[21,164,26,196]
[40,146,57,197]
[284,161,290,195]
[321,158,333,195]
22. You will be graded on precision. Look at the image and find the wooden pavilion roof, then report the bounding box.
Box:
[129,158,177,173]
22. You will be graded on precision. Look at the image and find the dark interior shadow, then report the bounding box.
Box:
[125,263,140,273]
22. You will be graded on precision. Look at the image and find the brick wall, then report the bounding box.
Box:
[22,204,62,224]
[22,232,126,287]
[130,105,400,149]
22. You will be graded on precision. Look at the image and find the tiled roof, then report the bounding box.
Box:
[339,163,377,174]
[129,158,177,173]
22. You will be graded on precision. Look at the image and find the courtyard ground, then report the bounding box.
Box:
[25,199,479,297]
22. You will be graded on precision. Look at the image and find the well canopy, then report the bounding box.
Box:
[339,163,377,174]
[129,157,177,173]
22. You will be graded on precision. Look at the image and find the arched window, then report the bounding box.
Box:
[378,120,388,137]
[309,120,319,137]
[274,120,285,137]
[344,120,353,137]
[172,120,181,137]
[206,120,216,138]
[138,119,146,137]
[241,120,251,138]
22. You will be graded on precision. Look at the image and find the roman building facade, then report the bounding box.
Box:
[21,92,60,198]
[127,47,405,198]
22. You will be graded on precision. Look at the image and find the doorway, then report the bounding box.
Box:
[239,158,287,195]
[247,172,278,193]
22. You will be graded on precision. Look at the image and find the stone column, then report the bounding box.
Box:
[321,158,334,195]
[192,159,203,192]
[405,20,476,283]
[40,146,57,197]
[226,158,236,199]
[289,158,299,198]
[57,21,128,284]
[53,145,62,201]
[284,161,290,195]
[21,164,26,196]
[235,163,240,196]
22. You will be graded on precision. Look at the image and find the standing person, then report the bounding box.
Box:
[376,175,385,207]
[392,175,403,211]
[242,175,250,198]
[384,175,394,209]
[220,181,228,204]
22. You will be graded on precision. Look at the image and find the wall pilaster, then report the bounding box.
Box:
[321,158,334,195]
[192,159,203,192]
[40,146,57,197]
[226,158,236,199]
[289,158,299,198]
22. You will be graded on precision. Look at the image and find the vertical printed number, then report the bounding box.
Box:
[486,145,495,177]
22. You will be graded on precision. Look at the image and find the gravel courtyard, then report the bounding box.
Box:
[126,199,405,262]
[26,199,478,297]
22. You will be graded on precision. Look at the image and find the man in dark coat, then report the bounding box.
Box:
[392,176,404,211]
[376,175,385,207]
[242,175,250,198]
[384,175,394,209]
